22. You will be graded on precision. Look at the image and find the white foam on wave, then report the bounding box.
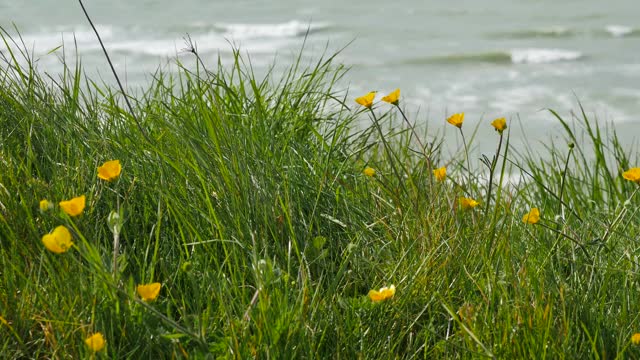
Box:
[96,36,289,57]
[1,24,293,58]
[6,26,183,57]
[9,25,114,52]
[510,48,583,64]
[605,25,633,37]
[106,39,183,56]
[215,20,327,39]
[489,85,551,113]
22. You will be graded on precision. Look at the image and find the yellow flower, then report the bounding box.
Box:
[136,282,161,302]
[85,332,106,352]
[39,199,52,212]
[97,160,122,181]
[459,197,479,210]
[446,113,464,128]
[622,168,640,183]
[59,195,85,217]
[355,92,376,108]
[632,333,640,345]
[363,167,376,177]
[41,225,73,254]
[433,166,446,181]
[522,208,540,224]
[491,117,507,133]
[381,88,400,105]
[368,284,396,302]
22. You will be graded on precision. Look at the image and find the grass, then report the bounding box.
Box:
[1,26,640,358]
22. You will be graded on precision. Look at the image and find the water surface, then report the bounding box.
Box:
[2,0,639,155]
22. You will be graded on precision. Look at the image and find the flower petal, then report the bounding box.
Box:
[97,160,122,181]
[59,195,86,217]
[381,88,400,105]
[137,282,162,302]
[85,332,106,352]
[355,92,376,108]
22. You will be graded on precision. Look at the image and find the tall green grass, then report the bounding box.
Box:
[1,27,640,358]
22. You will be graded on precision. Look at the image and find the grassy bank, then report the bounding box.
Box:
[1,29,640,358]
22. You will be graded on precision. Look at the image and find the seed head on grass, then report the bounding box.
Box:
[363,167,376,177]
[522,208,540,224]
[459,197,479,210]
[446,113,464,128]
[355,92,376,108]
[59,195,85,217]
[368,285,396,302]
[137,283,162,302]
[457,303,476,323]
[433,166,446,181]
[97,159,122,181]
[622,168,640,183]
[632,333,640,345]
[381,88,400,105]
[491,117,507,133]
[41,225,73,254]
[85,332,106,352]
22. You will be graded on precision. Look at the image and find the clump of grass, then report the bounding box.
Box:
[1,25,640,358]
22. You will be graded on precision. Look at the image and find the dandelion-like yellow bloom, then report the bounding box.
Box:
[136,282,161,302]
[622,168,640,183]
[446,113,464,128]
[355,92,376,108]
[433,166,447,181]
[97,160,122,181]
[522,208,540,224]
[381,88,400,105]
[39,199,52,212]
[59,195,85,217]
[363,167,376,177]
[491,117,507,133]
[368,284,396,302]
[459,197,479,210]
[85,332,106,352]
[632,333,640,345]
[41,225,73,254]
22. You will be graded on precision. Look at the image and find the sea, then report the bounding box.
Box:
[1,0,639,157]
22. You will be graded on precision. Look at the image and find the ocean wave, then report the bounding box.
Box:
[404,52,512,65]
[403,48,583,66]
[10,25,114,51]
[99,36,289,56]
[105,39,184,56]
[1,24,295,57]
[510,48,583,64]
[493,26,575,39]
[493,25,640,39]
[489,85,554,113]
[213,20,329,39]
[604,25,639,37]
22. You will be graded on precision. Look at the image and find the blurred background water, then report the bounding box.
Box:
[1,0,639,155]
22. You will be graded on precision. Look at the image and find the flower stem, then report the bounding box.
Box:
[537,221,591,259]
[368,108,405,194]
[484,132,503,214]
[395,105,434,191]
[601,185,640,243]
[459,128,472,193]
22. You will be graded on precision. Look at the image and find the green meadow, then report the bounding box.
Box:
[1,27,640,358]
